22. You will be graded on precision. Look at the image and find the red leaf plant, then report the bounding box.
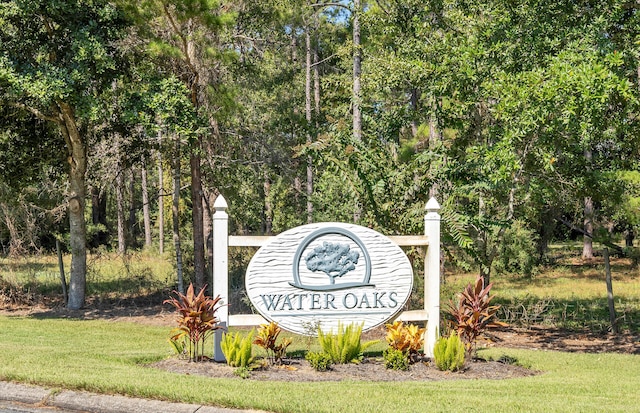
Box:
[164,283,224,362]
[447,275,507,357]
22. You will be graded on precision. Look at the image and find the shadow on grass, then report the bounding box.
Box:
[13,289,172,322]
[494,295,640,336]
[0,263,60,281]
[489,325,640,355]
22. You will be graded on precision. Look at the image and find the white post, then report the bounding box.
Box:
[424,197,441,358]
[212,194,229,362]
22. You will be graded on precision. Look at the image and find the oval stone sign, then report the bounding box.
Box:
[245,222,413,335]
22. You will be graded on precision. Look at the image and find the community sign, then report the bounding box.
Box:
[245,222,413,335]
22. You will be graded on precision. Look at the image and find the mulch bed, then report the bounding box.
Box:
[150,355,537,382]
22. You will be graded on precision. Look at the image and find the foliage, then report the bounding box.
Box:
[384,321,425,363]
[168,335,187,359]
[433,332,466,372]
[233,366,251,379]
[382,348,410,371]
[492,220,540,277]
[447,276,507,356]
[163,283,223,362]
[317,322,378,364]
[253,322,292,365]
[1,0,639,287]
[305,351,333,372]
[221,330,254,368]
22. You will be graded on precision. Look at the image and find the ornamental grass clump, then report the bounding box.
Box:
[433,331,466,372]
[317,322,378,364]
[447,275,507,357]
[164,283,223,362]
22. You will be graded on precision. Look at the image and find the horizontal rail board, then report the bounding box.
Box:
[229,236,272,247]
[393,309,430,322]
[228,235,429,247]
[229,310,429,328]
[387,235,429,246]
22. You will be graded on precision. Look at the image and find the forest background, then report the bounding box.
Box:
[0,0,639,311]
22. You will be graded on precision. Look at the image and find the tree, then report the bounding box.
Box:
[0,0,129,308]
[128,0,238,291]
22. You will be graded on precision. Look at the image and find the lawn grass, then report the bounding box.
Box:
[442,249,640,333]
[0,250,173,298]
[1,247,639,412]
[0,316,638,412]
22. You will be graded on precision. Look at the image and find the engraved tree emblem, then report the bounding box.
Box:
[305,241,360,285]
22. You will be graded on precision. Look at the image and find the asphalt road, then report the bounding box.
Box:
[0,400,80,413]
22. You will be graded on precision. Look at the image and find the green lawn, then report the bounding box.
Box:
[1,249,639,411]
[2,248,638,333]
[442,251,640,333]
[0,316,638,413]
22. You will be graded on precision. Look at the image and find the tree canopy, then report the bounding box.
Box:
[1,0,638,300]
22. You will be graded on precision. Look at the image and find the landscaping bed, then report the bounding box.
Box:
[151,354,536,382]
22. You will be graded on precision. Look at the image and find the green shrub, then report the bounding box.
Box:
[317,322,378,364]
[305,351,333,372]
[492,219,539,277]
[383,348,410,371]
[221,330,254,368]
[233,366,251,379]
[433,332,465,372]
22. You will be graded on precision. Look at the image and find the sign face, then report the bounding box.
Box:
[245,222,413,335]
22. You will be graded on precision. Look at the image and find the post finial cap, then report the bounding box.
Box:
[213,194,228,210]
[425,197,440,212]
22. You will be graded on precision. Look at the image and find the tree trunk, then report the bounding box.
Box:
[352,0,362,142]
[173,140,184,294]
[116,167,126,255]
[626,224,634,247]
[203,190,214,289]
[128,168,137,247]
[351,0,362,223]
[157,131,164,254]
[1,203,23,257]
[141,163,152,248]
[58,101,87,310]
[264,172,273,235]
[603,247,617,333]
[190,147,206,292]
[583,148,594,259]
[410,88,419,138]
[314,34,321,118]
[90,185,107,247]
[583,196,594,259]
[294,176,302,216]
[305,26,314,224]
